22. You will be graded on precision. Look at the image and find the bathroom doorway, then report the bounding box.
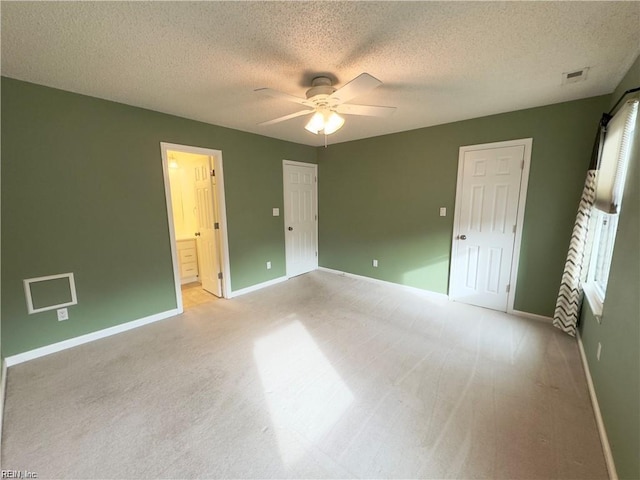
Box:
[160,142,231,312]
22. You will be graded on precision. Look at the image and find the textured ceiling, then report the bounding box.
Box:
[2,1,639,147]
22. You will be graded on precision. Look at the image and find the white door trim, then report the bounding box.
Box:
[283,160,317,168]
[449,138,533,313]
[283,160,318,278]
[160,142,232,309]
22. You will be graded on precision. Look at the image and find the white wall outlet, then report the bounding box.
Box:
[57,308,69,321]
[266,261,272,270]
[439,207,447,217]
[373,259,378,267]
[272,208,280,216]
[597,342,602,361]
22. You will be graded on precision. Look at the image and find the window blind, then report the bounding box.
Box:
[594,99,638,214]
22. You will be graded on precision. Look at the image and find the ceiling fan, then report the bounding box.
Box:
[256,73,396,135]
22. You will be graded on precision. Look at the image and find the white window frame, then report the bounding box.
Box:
[584,211,618,312]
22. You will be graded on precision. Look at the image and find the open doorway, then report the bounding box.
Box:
[160,142,231,312]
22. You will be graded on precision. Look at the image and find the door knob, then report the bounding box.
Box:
[195,232,201,237]
[460,234,467,240]
[288,227,293,231]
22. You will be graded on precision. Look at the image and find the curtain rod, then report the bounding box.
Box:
[608,86,640,115]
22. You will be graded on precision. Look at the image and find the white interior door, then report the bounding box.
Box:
[283,161,318,278]
[450,143,527,311]
[193,156,223,297]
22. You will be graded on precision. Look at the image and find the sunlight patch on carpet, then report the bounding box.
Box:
[253,318,354,466]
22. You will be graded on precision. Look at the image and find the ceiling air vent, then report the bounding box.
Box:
[562,67,589,85]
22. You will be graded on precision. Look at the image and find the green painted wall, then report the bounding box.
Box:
[318,96,609,316]
[611,54,640,106]
[579,54,640,480]
[1,77,316,356]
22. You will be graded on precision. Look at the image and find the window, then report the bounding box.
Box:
[587,211,618,299]
[584,99,638,315]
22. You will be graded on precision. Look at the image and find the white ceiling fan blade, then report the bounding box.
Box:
[255,88,313,107]
[336,104,396,117]
[258,109,314,126]
[328,73,382,105]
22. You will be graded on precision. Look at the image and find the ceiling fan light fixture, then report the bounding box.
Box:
[324,112,345,135]
[304,110,345,135]
[305,111,325,134]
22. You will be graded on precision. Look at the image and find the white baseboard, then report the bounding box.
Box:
[6,273,308,366]
[318,267,449,303]
[5,309,180,366]
[228,276,287,298]
[509,309,553,323]
[577,331,618,480]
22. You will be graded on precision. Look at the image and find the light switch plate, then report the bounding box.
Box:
[57,308,69,321]
[439,207,447,217]
[272,208,280,216]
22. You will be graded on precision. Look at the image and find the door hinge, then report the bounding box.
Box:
[214,222,220,230]
[211,169,216,177]
[218,272,223,280]
[506,284,511,293]
[315,214,318,221]
[521,160,524,170]
[513,224,517,233]
[316,251,318,257]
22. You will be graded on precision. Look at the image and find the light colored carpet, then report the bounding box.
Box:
[2,270,607,479]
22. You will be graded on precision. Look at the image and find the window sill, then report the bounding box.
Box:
[583,283,603,323]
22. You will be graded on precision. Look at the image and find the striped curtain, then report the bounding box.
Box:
[553,114,610,336]
[553,171,597,336]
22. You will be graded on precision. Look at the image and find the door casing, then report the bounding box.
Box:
[161,142,232,312]
[449,138,533,313]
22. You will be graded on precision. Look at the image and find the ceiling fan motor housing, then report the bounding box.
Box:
[306,76,336,104]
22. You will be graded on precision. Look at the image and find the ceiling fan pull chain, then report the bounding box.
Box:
[325,133,328,148]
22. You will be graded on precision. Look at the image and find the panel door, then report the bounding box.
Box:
[283,162,317,278]
[451,145,524,311]
[193,157,223,297]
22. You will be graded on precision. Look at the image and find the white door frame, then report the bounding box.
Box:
[449,138,533,313]
[160,142,232,311]
[283,160,318,278]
